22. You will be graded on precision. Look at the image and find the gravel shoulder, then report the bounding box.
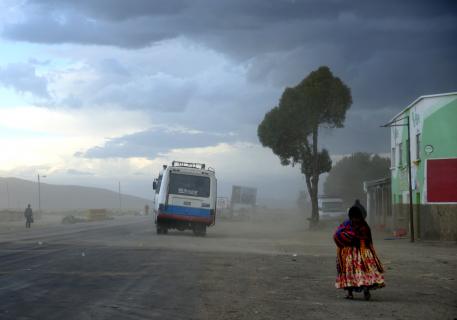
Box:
[195,216,457,320]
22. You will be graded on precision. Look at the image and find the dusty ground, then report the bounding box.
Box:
[0,214,455,319]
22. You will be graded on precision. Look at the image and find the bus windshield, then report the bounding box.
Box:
[169,173,210,198]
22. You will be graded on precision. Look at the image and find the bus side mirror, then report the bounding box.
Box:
[153,181,157,190]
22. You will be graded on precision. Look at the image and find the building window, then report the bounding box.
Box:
[399,142,403,166]
[391,147,396,167]
[416,133,421,160]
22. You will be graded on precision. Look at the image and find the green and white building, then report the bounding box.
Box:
[389,92,457,240]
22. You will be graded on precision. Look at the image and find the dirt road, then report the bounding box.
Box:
[0,215,455,319]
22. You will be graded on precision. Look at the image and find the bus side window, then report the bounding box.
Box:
[156,174,163,193]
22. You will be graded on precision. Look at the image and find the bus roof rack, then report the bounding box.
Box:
[172,161,206,170]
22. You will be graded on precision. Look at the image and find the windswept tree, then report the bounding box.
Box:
[258,66,352,226]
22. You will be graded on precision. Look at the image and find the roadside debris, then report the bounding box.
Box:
[393,228,407,237]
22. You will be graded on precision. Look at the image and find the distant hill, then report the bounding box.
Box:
[0,177,152,212]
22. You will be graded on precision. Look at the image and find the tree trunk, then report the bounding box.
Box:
[304,174,314,223]
[310,127,320,227]
[309,188,319,228]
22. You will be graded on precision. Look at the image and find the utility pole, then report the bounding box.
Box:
[38,174,47,214]
[406,117,414,242]
[382,116,415,242]
[38,174,41,214]
[118,181,122,213]
[6,181,10,209]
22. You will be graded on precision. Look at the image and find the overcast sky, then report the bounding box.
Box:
[0,0,456,204]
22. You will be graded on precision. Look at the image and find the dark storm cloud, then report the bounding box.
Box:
[30,0,187,22]
[4,12,173,48]
[78,128,237,159]
[319,108,393,154]
[4,0,456,54]
[3,0,456,155]
[5,0,456,98]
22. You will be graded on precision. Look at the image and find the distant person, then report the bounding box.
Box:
[333,205,385,300]
[24,204,34,228]
[354,199,367,219]
[144,204,150,216]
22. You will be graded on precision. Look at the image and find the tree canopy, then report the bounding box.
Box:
[324,153,390,208]
[258,66,352,226]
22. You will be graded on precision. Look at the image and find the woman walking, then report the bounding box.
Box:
[334,205,385,300]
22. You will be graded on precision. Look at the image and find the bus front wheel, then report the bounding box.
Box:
[193,223,206,237]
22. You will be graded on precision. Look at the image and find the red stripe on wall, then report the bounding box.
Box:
[427,158,457,202]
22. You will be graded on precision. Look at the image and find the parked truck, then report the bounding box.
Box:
[152,161,217,236]
[230,185,257,218]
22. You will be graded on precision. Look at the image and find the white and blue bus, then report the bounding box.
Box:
[153,161,217,236]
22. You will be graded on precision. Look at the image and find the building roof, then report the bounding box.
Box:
[363,176,391,191]
[388,91,457,125]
